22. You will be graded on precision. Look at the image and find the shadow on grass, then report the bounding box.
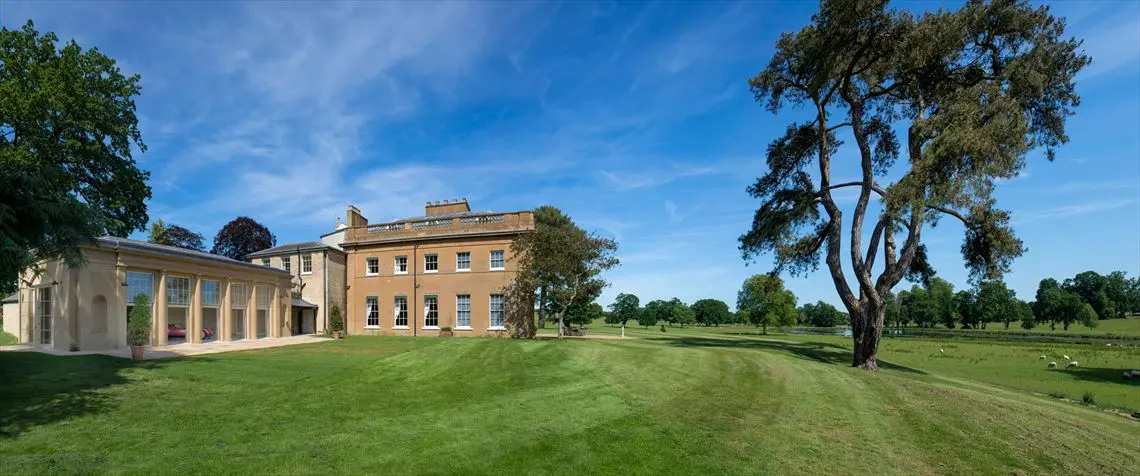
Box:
[0,351,202,438]
[650,336,927,375]
[1059,366,1140,387]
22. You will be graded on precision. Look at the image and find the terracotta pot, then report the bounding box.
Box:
[332,331,343,340]
[130,345,145,361]
[439,331,455,337]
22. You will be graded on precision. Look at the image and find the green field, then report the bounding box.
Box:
[1,333,1137,474]
[0,332,16,346]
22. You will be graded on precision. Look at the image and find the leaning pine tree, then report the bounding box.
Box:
[740,0,1088,370]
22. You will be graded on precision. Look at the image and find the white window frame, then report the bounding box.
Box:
[456,294,471,329]
[489,294,505,329]
[456,252,471,272]
[423,295,439,328]
[36,286,52,346]
[394,295,408,328]
[256,284,272,310]
[394,256,408,275]
[365,296,380,328]
[424,254,438,273]
[365,257,379,276]
[125,271,154,305]
[301,254,313,275]
[167,276,191,307]
[282,256,291,273]
[230,283,249,309]
[261,258,270,267]
[490,250,505,271]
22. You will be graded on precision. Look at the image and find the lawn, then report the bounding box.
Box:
[1,334,1137,475]
[0,332,16,346]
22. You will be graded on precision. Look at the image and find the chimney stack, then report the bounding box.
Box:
[425,197,473,216]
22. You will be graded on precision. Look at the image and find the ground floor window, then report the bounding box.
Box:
[365,296,379,327]
[424,295,438,327]
[394,296,408,327]
[126,271,154,321]
[456,295,470,328]
[36,287,52,345]
[490,294,504,328]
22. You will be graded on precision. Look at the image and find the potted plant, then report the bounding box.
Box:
[439,325,454,337]
[126,294,152,360]
[329,304,344,339]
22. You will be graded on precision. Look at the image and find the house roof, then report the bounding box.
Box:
[385,210,501,224]
[2,293,16,304]
[91,237,291,276]
[245,241,343,258]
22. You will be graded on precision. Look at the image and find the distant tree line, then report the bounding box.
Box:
[882,270,1139,332]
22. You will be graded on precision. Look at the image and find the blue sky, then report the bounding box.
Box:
[5,1,1138,309]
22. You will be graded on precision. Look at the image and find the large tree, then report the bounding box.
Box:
[692,298,732,327]
[147,219,205,251]
[737,274,798,334]
[739,0,1088,369]
[974,280,1018,329]
[211,217,275,260]
[608,293,641,327]
[1,21,151,294]
[502,206,619,338]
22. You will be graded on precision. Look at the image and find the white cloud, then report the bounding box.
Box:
[1076,16,1140,81]
[1017,198,1138,223]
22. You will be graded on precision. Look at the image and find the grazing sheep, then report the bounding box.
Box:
[1067,361,1079,368]
[1063,354,1070,360]
[1125,372,1133,380]
[940,347,945,353]
[1039,355,1047,359]
[1048,361,1058,369]
[1129,370,1140,378]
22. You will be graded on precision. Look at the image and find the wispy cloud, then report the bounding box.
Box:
[1076,15,1140,81]
[598,165,719,191]
[1017,198,1138,223]
[1058,180,1139,193]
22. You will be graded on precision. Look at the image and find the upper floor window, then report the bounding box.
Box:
[282,256,291,273]
[394,256,408,274]
[456,252,471,272]
[366,257,379,276]
[302,254,313,274]
[365,296,379,328]
[490,250,505,270]
[125,271,154,305]
[425,254,438,273]
[261,258,270,267]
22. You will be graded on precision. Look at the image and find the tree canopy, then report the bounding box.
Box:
[608,293,641,327]
[1,21,151,294]
[738,0,1088,369]
[147,219,205,251]
[799,300,845,327]
[692,298,733,327]
[738,274,798,334]
[210,217,275,261]
[503,206,619,338]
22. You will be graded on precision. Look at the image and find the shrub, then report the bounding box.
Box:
[660,325,666,332]
[440,325,452,332]
[126,295,152,346]
[329,304,344,333]
[1082,391,1096,406]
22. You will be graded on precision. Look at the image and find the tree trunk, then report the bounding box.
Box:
[537,286,547,329]
[851,304,885,371]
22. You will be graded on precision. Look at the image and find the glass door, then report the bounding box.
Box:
[36,287,52,346]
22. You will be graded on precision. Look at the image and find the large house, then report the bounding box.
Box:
[341,199,534,336]
[8,237,294,351]
[246,240,347,335]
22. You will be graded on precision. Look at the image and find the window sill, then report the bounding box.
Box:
[456,269,470,273]
[424,270,438,274]
[393,326,409,330]
[487,326,506,331]
[455,326,473,331]
[395,271,408,275]
[301,272,312,276]
[364,326,381,329]
[423,326,440,330]
[365,273,379,277]
[490,268,505,272]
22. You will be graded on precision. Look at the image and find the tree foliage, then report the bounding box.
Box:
[210,217,275,260]
[1,21,151,295]
[739,0,1088,369]
[667,298,697,328]
[608,293,641,326]
[738,274,798,334]
[692,298,733,327]
[503,206,619,338]
[147,219,205,251]
[639,300,668,328]
[799,300,846,327]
